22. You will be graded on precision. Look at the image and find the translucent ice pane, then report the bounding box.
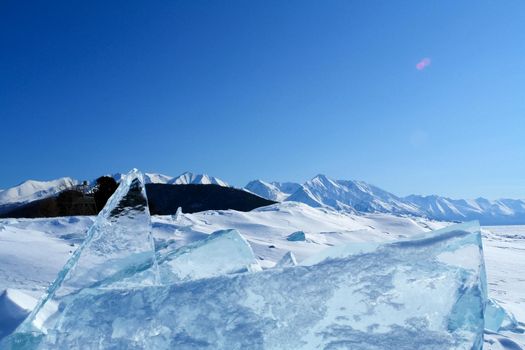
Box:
[90,229,261,288]
[157,229,261,283]
[485,298,519,332]
[172,207,183,222]
[275,251,297,268]
[17,169,159,334]
[9,222,487,349]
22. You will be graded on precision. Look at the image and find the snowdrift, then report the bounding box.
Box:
[0,290,37,340]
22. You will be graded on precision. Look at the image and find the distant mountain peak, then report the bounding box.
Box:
[0,177,78,207]
[244,180,301,202]
[270,174,421,215]
[169,172,229,187]
[312,173,330,180]
[144,173,173,184]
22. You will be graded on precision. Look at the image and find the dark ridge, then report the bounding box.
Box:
[0,184,276,218]
[0,190,96,218]
[0,197,60,218]
[146,183,276,215]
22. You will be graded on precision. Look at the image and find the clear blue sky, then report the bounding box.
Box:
[1,1,524,199]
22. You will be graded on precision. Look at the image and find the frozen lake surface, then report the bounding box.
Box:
[0,204,523,348]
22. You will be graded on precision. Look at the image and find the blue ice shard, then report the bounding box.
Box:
[485,298,519,332]
[7,222,487,349]
[275,251,297,267]
[172,206,183,222]
[13,169,159,336]
[157,229,261,283]
[286,230,307,241]
[120,229,261,285]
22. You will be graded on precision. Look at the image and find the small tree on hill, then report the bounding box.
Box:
[94,176,118,211]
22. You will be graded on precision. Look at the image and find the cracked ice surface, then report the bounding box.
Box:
[17,169,159,334]
[7,222,487,349]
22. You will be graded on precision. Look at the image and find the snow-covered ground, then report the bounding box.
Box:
[482,226,525,321]
[0,203,523,348]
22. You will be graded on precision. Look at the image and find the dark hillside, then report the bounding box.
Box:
[146,184,276,214]
[0,197,60,218]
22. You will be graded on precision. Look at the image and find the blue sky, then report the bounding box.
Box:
[1,1,524,198]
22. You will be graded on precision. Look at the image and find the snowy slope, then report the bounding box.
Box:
[0,203,441,293]
[168,202,444,267]
[0,218,86,295]
[0,289,37,339]
[244,180,300,201]
[0,177,78,209]
[168,171,229,186]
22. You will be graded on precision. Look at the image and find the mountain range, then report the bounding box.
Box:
[1,171,524,224]
[246,174,525,225]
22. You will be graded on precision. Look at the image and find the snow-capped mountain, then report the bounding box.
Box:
[2,171,525,224]
[144,173,173,184]
[168,172,229,187]
[110,172,228,186]
[244,180,300,202]
[0,177,78,208]
[404,195,525,225]
[286,174,421,215]
[110,172,173,184]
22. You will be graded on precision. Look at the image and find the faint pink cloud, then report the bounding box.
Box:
[416,58,431,71]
